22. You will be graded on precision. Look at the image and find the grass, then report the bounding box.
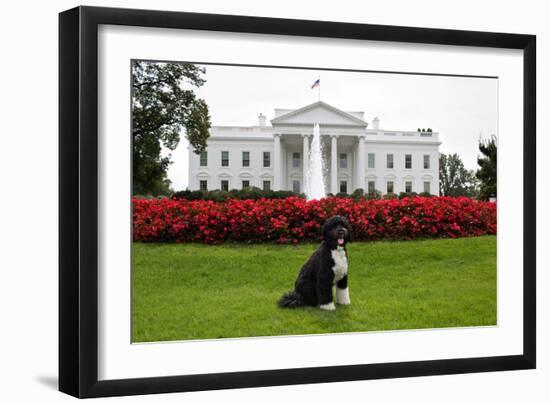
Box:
[132,236,496,342]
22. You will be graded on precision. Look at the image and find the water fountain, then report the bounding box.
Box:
[305,123,326,200]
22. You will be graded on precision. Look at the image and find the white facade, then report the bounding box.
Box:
[188,101,441,195]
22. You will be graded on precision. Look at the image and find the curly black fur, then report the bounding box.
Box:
[278,215,351,309]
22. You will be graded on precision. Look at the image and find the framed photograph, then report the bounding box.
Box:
[59,6,536,398]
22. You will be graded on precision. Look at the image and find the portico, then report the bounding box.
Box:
[270,101,369,194]
[271,131,367,194]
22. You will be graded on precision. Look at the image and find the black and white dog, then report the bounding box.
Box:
[278,215,351,311]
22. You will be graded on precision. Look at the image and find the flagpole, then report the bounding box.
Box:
[318,75,321,101]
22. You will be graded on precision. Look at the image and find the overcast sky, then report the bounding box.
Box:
[166,63,498,191]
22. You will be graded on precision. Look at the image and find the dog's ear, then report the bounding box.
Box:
[321,216,336,240]
[321,219,330,240]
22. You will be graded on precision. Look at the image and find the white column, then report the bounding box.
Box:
[356,135,366,191]
[435,152,440,195]
[273,133,282,190]
[351,148,359,191]
[330,135,338,194]
[302,134,310,196]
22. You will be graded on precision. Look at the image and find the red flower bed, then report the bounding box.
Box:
[132,196,496,244]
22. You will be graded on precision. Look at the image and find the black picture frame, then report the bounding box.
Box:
[59,6,536,398]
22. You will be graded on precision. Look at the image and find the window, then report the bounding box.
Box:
[405,154,412,169]
[292,180,300,193]
[263,151,271,168]
[199,151,207,167]
[405,181,412,193]
[386,181,394,193]
[221,151,229,167]
[199,180,207,191]
[242,151,250,167]
[368,153,375,169]
[340,180,347,194]
[292,152,301,168]
[368,181,375,194]
[340,153,348,169]
[386,154,394,169]
[242,180,250,189]
[424,154,430,169]
[424,181,431,194]
[221,180,229,191]
[263,180,271,191]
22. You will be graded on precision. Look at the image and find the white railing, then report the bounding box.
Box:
[368,130,437,140]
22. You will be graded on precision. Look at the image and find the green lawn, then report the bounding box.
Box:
[132,236,496,342]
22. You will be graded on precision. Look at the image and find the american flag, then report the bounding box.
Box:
[311,78,320,89]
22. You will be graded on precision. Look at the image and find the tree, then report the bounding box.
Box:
[439,153,479,197]
[132,61,211,195]
[476,135,497,200]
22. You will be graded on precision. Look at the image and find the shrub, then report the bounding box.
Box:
[366,190,383,200]
[351,188,364,199]
[133,196,497,244]
[171,187,303,201]
[398,192,418,199]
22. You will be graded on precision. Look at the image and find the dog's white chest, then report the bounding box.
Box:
[331,247,348,283]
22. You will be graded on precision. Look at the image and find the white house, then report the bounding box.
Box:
[188,101,441,195]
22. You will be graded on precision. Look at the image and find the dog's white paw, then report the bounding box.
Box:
[336,287,351,305]
[320,302,336,311]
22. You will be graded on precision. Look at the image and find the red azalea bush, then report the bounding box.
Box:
[132,196,496,244]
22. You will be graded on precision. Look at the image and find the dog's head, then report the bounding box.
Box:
[322,215,351,248]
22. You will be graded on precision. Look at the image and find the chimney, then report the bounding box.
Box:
[372,117,380,130]
[258,113,266,127]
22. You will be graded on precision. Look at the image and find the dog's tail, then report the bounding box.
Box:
[278,290,304,308]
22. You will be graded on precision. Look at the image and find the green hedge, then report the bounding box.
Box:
[170,187,434,202]
[172,187,304,201]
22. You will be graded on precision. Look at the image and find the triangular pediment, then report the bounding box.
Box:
[271,101,367,127]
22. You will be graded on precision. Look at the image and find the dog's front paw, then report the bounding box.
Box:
[319,302,336,311]
[336,287,351,305]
